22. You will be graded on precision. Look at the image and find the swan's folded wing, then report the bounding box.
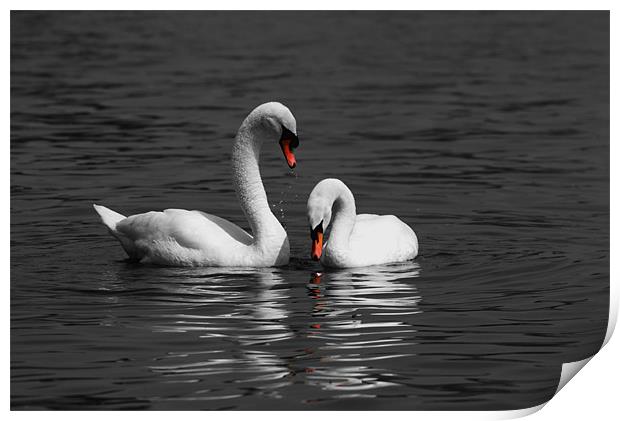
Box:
[192,211,253,245]
[348,214,386,247]
[349,214,418,263]
[116,209,253,252]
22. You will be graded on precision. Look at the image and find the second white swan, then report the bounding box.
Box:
[93,102,299,267]
[307,178,418,268]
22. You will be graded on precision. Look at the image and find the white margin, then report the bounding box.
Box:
[5,1,616,420]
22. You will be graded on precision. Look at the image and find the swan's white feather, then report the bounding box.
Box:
[93,204,138,259]
[344,214,418,267]
[114,209,256,266]
[93,102,294,267]
[308,179,418,268]
[93,204,125,230]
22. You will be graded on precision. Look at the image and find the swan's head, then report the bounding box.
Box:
[247,102,299,169]
[307,179,337,261]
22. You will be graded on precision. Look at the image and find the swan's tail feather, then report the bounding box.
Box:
[93,204,138,260]
[93,204,125,231]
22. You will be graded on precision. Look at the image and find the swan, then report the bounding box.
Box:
[306,178,418,268]
[93,102,299,267]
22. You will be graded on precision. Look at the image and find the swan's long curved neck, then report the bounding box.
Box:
[231,125,282,246]
[327,185,357,252]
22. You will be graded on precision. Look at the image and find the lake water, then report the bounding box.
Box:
[11,11,609,410]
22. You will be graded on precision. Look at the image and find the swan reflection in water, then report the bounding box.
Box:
[302,262,421,399]
[143,262,421,404]
[148,268,294,402]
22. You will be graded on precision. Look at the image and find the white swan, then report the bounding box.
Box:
[93,102,299,267]
[307,178,418,268]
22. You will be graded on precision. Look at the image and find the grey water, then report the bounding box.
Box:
[11,11,609,410]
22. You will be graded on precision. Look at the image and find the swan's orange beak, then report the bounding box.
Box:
[279,126,298,169]
[310,223,323,261]
[311,232,323,261]
[280,138,296,169]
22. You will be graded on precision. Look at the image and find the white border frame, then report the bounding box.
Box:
[4,2,616,420]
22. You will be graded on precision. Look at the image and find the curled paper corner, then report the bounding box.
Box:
[488,360,593,421]
[517,300,616,418]
[555,356,594,395]
[551,295,614,399]
[492,402,546,419]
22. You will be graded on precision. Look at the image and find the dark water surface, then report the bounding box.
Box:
[11,12,609,410]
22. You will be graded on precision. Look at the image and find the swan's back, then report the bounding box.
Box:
[115,209,254,265]
[345,214,418,266]
[118,209,252,245]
